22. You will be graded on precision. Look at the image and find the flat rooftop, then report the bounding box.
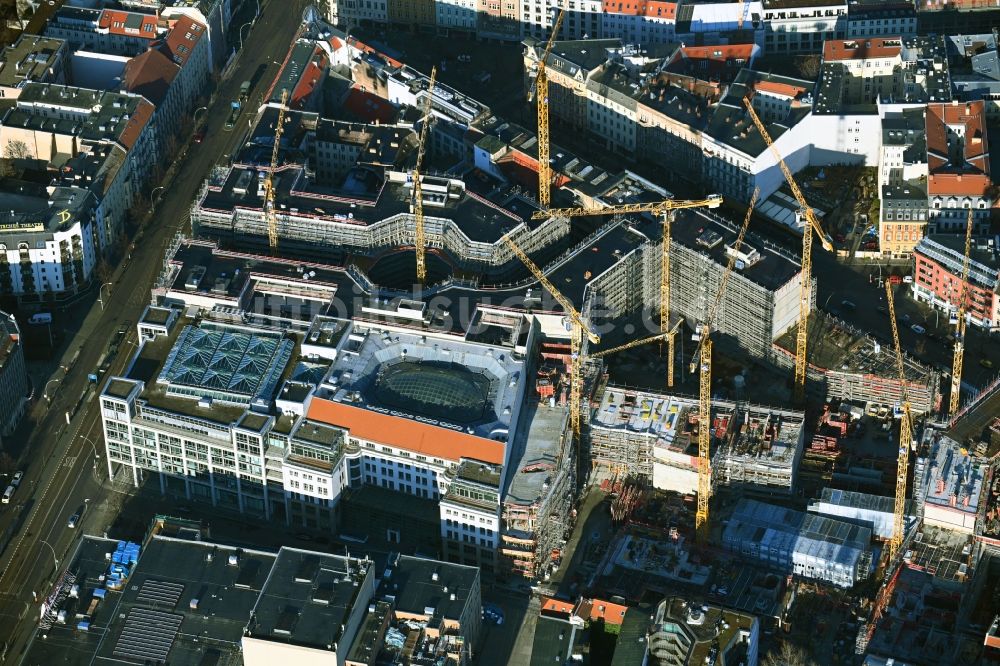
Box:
[25,536,276,666]
[774,311,935,384]
[199,165,542,245]
[315,321,525,441]
[661,597,757,666]
[921,434,985,516]
[116,315,299,425]
[0,35,64,87]
[504,401,569,506]
[704,69,812,157]
[248,548,371,651]
[0,182,94,239]
[380,554,479,622]
[670,208,803,292]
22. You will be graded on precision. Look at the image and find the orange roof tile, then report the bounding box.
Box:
[540,596,575,617]
[99,9,159,39]
[343,86,398,123]
[823,37,903,62]
[601,0,677,18]
[677,44,756,61]
[118,98,154,150]
[927,173,991,197]
[306,397,505,465]
[926,101,989,170]
[162,15,206,68]
[584,598,629,625]
[753,80,807,99]
[291,48,327,109]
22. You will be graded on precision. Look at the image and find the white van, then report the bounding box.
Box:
[2,485,14,503]
[28,312,52,325]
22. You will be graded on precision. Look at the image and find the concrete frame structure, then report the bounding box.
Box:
[590,387,806,496]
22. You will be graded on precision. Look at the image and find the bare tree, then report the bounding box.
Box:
[798,54,822,80]
[763,642,817,666]
[3,139,31,160]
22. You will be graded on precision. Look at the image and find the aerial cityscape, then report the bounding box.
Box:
[0,0,997,664]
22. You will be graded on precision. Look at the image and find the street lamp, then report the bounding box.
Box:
[149,186,165,207]
[43,378,61,404]
[39,540,59,572]
[80,434,102,480]
[193,106,208,124]
[238,22,253,51]
[97,282,113,311]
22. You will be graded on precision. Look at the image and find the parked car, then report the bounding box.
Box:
[11,471,23,487]
[193,131,205,143]
[68,512,80,528]
[903,275,913,283]
[900,314,911,324]
[981,358,994,369]
[911,324,926,335]
[840,300,856,311]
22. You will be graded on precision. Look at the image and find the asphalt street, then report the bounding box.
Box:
[0,0,306,657]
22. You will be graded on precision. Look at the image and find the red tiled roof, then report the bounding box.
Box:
[161,15,206,68]
[540,597,575,617]
[342,86,398,123]
[926,101,989,175]
[580,598,629,626]
[927,173,991,197]
[823,37,903,62]
[290,48,328,110]
[122,48,178,106]
[601,0,677,18]
[753,80,807,99]
[349,37,404,69]
[306,397,506,465]
[118,98,154,150]
[98,9,160,39]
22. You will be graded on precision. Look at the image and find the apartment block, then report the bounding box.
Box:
[846,0,917,39]
[911,234,999,330]
[946,33,1000,121]
[878,108,929,257]
[0,312,28,440]
[0,35,68,100]
[0,83,158,256]
[926,100,993,234]
[23,534,481,666]
[600,0,677,46]
[761,0,847,55]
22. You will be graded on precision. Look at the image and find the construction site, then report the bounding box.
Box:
[774,311,941,414]
[589,386,805,497]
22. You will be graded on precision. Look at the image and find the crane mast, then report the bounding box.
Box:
[502,233,599,436]
[884,281,912,562]
[265,89,289,253]
[533,195,723,387]
[413,67,437,284]
[691,189,757,543]
[742,98,831,402]
[532,8,564,209]
[949,208,975,416]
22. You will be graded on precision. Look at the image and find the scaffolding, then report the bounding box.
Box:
[586,209,807,361]
[773,312,941,413]
[711,405,806,494]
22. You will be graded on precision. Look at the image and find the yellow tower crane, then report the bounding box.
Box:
[413,67,437,284]
[502,233,599,436]
[949,208,975,417]
[742,98,833,403]
[590,318,684,359]
[884,281,913,562]
[689,188,758,543]
[264,88,290,253]
[533,195,723,386]
[528,8,565,209]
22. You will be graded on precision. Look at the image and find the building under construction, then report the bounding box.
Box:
[589,386,805,496]
[913,430,987,534]
[773,312,941,414]
[585,208,807,360]
[499,400,575,581]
